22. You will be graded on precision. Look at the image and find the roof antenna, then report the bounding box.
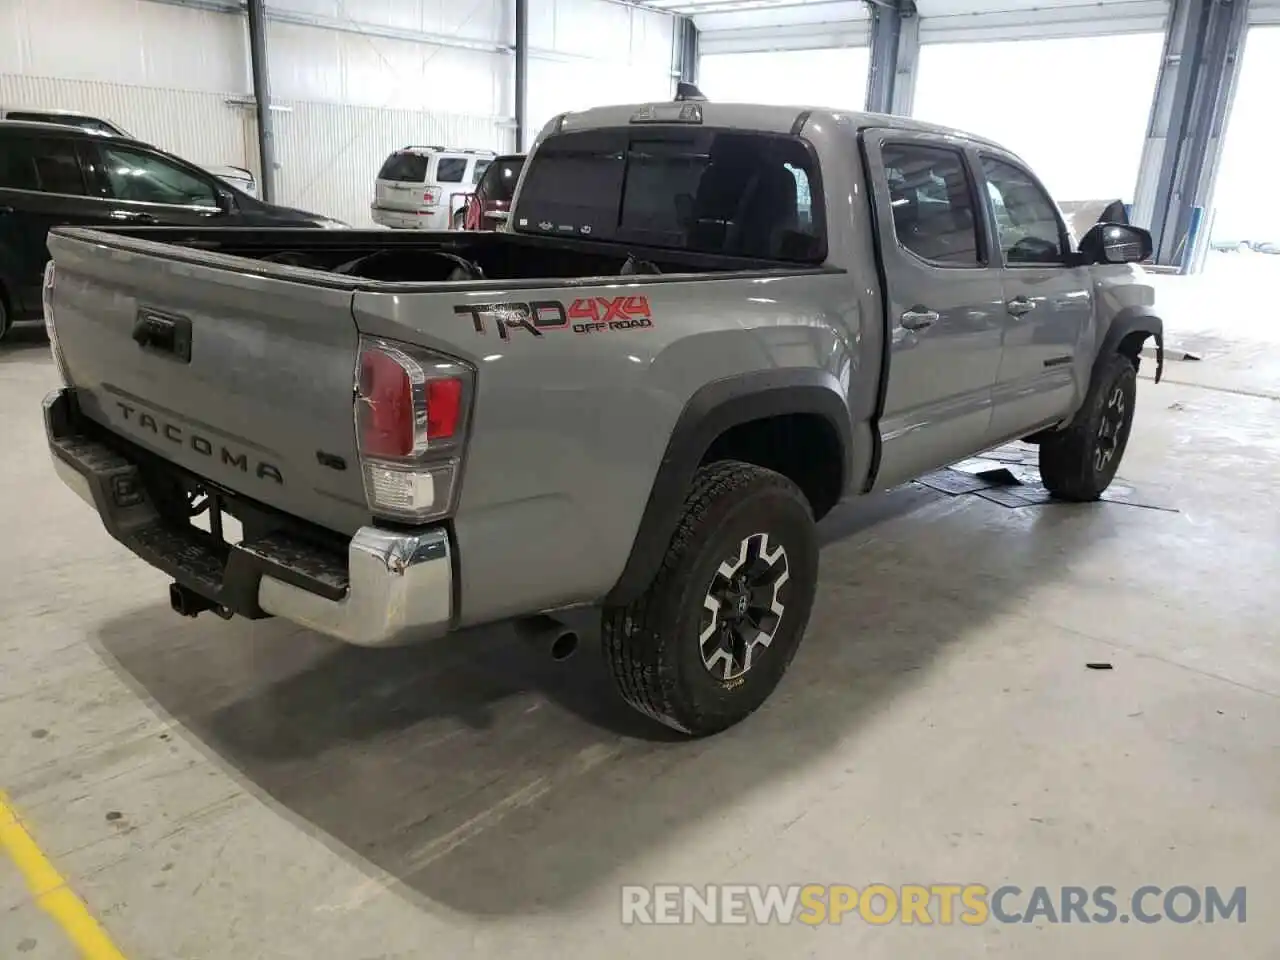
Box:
[675,82,706,102]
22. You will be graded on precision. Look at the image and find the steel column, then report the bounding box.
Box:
[514,0,529,151]
[1132,0,1248,268]
[864,0,919,115]
[678,17,700,86]
[245,0,276,202]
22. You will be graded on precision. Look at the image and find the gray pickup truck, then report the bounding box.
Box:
[42,100,1163,736]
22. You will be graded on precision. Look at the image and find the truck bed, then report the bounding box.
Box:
[76,225,832,286]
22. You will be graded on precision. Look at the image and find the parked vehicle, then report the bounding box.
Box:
[41,100,1164,736]
[0,120,345,339]
[0,107,258,195]
[462,154,525,231]
[371,146,495,231]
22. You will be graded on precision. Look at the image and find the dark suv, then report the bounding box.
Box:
[0,121,343,339]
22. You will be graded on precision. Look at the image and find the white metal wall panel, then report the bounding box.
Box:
[267,0,507,46]
[917,0,1168,42]
[526,0,676,141]
[267,21,508,113]
[272,98,513,227]
[1249,0,1280,25]
[0,0,247,93]
[700,21,871,55]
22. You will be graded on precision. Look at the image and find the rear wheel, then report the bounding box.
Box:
[0,288,10,342]
[451,209,466,231]
[1039,353,1137,501]
[602,461,819,737]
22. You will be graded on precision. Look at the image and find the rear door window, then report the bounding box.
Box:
[0,135,86,194]
[514,128,825,262]
[377,152,430,182]
[880,142,981,266]
[434,157,468,183]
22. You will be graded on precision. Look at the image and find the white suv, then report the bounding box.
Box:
[371,146,495,230]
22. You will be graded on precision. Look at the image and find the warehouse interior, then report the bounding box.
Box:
[2,0,1278,957]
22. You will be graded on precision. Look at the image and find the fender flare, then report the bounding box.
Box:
[605,368,852,607]
[1095,308,1164,384]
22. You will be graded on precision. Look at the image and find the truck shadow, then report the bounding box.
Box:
[93,482,1111,918]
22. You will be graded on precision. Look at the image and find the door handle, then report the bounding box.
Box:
[900,307,939,331]
[1007,296,1037,317]
[0,205,13,215]
[110,211,158,223]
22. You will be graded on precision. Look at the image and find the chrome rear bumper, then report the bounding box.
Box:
[45,388,453,648]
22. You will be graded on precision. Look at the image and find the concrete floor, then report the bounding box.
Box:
[2,264,1277,958]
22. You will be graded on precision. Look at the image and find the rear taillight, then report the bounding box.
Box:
[42,261,70,385]
[423,188,440,205]
[354,337,473,523]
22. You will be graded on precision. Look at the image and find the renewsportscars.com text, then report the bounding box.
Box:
[621,884,1246,926]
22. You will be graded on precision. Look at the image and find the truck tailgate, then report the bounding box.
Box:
[47,230,371,536]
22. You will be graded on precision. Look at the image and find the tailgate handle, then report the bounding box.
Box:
[132,310,192,363]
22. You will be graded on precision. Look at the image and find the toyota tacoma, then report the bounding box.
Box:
[41,99,1164,736]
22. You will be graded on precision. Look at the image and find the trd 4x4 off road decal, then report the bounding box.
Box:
[454,296,653,341]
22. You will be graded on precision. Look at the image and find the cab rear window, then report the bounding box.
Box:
[377,152,429,182]
[513,128,825,263]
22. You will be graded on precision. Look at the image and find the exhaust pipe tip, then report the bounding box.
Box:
[515,614,580,662]
[549,630,579,661]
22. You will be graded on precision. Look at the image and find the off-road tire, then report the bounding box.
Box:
[602,461,819,737]
[1039,352,1137,501]
[451,209,466,231]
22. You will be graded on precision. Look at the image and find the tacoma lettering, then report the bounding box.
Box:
[115,402,283,484]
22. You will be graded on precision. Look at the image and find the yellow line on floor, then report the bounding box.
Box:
[0,791,128,960]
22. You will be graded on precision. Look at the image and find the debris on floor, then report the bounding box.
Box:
[914,444,1179,512]
[1086,662,1115,671]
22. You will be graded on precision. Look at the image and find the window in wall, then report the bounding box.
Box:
[913,33,1164,203]
[1210,26,1280,243]
[699,47,870,110]
[981,157,1065,264]
[882,143,980,266]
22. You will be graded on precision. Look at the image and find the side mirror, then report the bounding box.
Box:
[1079,222,1152,264]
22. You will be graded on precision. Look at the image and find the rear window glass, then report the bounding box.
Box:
[0,136,86,194]
[435,157,468,183]
[472,159,491,184]
[513,128,825,262]
[378,152,429,182]
[478,157,524,202]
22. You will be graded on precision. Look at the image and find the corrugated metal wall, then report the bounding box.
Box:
[0,0,253,173]
[1,0,677,226]
[527,0,675,140]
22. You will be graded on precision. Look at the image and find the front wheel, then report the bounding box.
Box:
[1039,353,1138,501]
[0,290,10,343]
[602,461,819,737]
